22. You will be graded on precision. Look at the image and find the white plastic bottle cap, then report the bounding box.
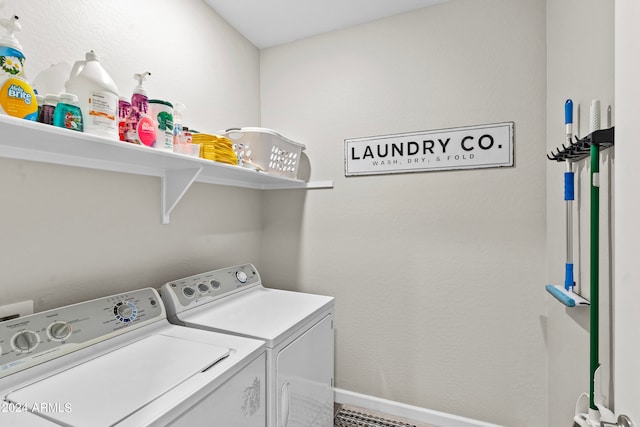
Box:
[85,50,99,61]
[44,94,59,105]
[59,93,78,104]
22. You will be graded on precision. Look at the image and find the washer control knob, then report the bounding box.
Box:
[113,301,137,323]
[117,304,133,318]
[48,321,72,341]
[197,283,209,294]
[12,330,39,353]
[236,271,248,283]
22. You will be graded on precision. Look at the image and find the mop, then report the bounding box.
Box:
[546,99,590,307]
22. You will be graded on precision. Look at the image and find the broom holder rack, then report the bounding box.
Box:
[547,127,615,162]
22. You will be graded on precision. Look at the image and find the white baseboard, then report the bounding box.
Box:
[334,388,504,427]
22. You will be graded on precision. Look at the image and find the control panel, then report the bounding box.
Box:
[0,288,164,379]
[160,264,260,315]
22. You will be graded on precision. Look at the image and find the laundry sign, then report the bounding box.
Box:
[344,122,514,176]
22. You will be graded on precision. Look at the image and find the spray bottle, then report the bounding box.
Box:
[125,71,155,146]
[172,102,186,146]
[0,14,38,120]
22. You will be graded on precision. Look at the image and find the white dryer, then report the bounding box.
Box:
[0,288,266,427]
[160,264,334,427]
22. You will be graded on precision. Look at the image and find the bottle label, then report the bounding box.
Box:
[137,115,156,146]
[38,103,55,125]
[118,99,131,141]
[153,106,173,150]
[0,46,26,77]
[87,91,117,131]
[0,76,38,120]
[62,107,83,132]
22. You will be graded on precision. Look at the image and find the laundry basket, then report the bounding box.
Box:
[219,127,305,179]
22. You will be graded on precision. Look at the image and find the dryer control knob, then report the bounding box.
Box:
[183,286,196,298]
[12,330,39,353]
[48,321,72,341]
[236,271,248,283]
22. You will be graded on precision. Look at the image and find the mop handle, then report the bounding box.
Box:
[564,100,575,291]
[565,99,573,142]
[565,162,574,291]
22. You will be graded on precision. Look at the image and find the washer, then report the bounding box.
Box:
[160,264,334,427]
[0,288,266,427]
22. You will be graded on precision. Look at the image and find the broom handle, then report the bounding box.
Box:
[589,100,600,412]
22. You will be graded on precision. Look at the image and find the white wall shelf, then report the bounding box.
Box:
[0,115,332,224]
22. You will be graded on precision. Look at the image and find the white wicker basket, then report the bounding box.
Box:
[220,127,305,179]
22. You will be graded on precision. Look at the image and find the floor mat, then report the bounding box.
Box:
[334,404,438,427]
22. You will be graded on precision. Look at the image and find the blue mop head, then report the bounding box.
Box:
[546,284,590,307]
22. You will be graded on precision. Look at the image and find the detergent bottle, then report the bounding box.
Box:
[65,50,119,139]
[0,14,38,120]
[124,72,155,146]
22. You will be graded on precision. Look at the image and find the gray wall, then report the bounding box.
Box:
[259,1,547,425]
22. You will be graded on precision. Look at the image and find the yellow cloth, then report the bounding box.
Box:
[192,134,238,165]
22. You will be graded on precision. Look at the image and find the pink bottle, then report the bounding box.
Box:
[124,72,155,146]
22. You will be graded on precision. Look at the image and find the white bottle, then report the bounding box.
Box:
[65,50,119,139]
[32,62,71,95]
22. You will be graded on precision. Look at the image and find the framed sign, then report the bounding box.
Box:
[345,122,514,176]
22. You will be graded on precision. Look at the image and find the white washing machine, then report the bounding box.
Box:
[160,264,334,427]
[0,287,266,427]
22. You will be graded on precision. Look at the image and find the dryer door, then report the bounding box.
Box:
[276,315,334,427]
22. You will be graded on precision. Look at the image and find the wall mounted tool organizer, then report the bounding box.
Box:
[547,127,614,162]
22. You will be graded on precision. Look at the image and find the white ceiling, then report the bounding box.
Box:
[203,0,447,49]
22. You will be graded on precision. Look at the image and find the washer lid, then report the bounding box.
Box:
[0,411,58,426]
[182,287,333,346]
[6,334,229,427]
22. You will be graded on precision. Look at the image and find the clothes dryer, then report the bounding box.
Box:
[0,288,266,427]
[160,264,334,427]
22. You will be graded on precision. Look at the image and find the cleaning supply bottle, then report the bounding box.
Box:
[117,96,130,142]
[65,50,119,139]
[183,126,192,144]
[0,14,38,120]
[35,93,43,118]
[124,72,155,146]
[172,101,186,145]
[37,93,58,125]
[148,99,173,151]
[32,62,71,96]
[53,93,83,132]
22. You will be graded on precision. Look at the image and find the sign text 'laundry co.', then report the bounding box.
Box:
[344,122,514,176]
